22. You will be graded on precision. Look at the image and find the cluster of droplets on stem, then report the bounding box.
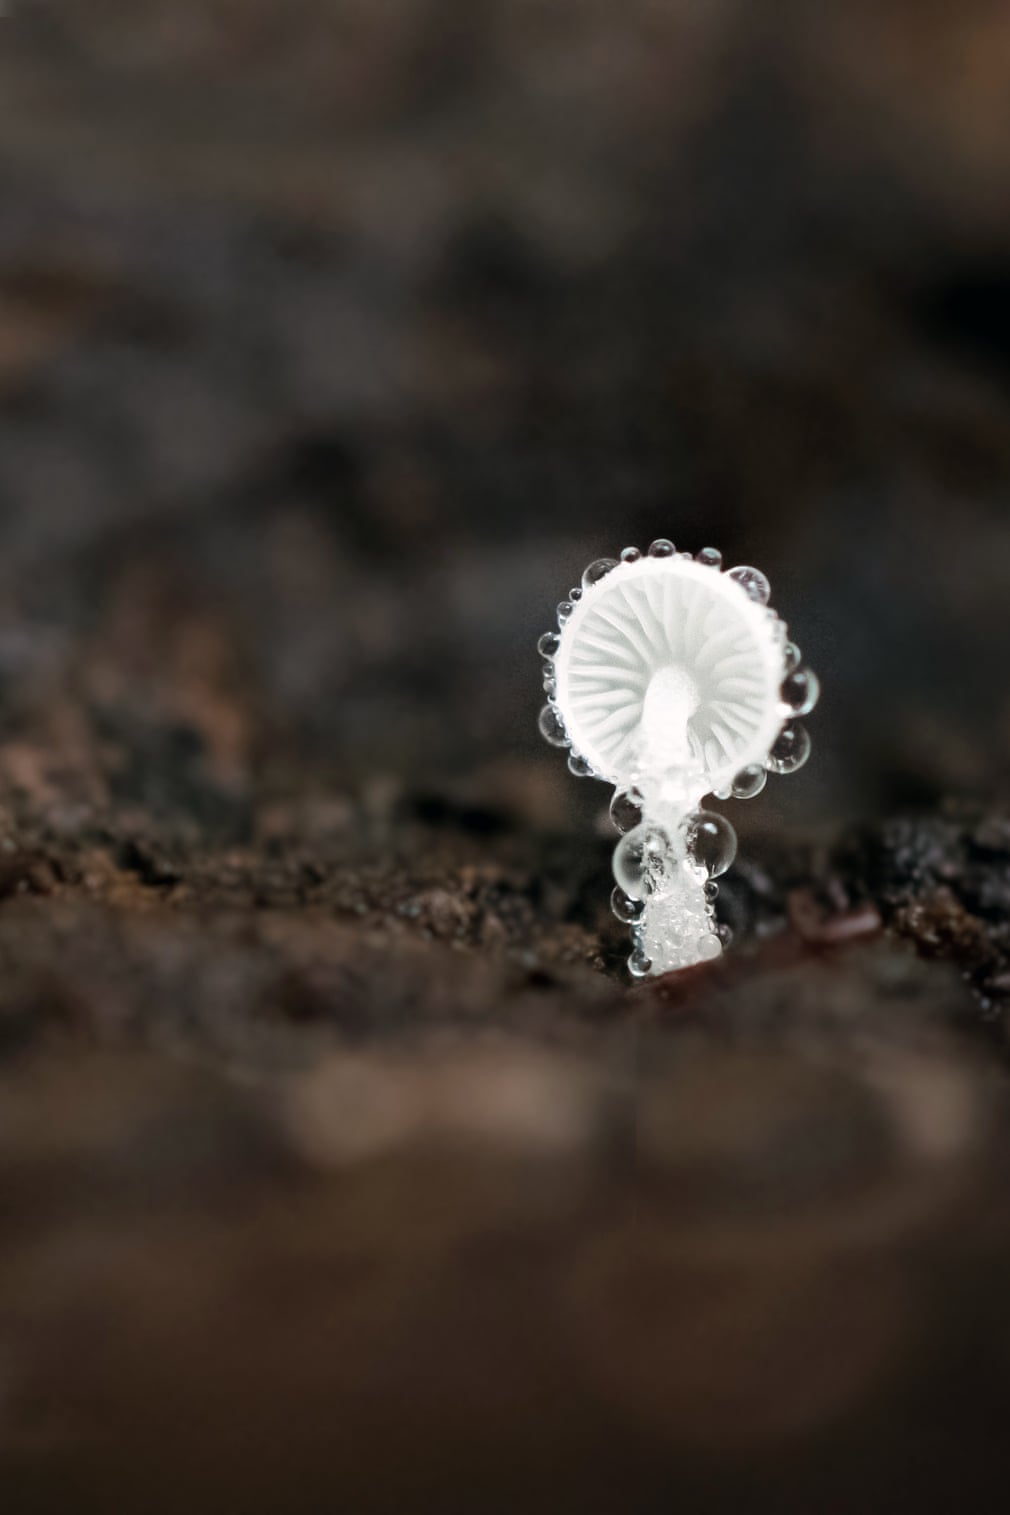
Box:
[537,540,819,978]
[610,791,737,976]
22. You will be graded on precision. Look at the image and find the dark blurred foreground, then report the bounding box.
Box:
[2,2,1010,1510]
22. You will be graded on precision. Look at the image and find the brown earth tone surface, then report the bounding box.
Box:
[2,3,1010,1511]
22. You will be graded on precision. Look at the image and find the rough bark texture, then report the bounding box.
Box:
[2,3,1010,1510]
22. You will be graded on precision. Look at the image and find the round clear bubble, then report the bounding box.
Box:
[695,932,723,962]
[780,668,820,716]
[538,631,561,658]
[784,641,801,673]
[611,886,645,924]
[628,947,654,979]
[543,675,557,698]
[683,810,738,878]
[648,538,675,558]
[767,722,811,774]
[609,787,644,834]
[557,600,574,624]
[570,586,583,602]
[728,565,771,604]
[582,558,619,591]
[568,752,593,777]
[716,921,734,947]
[731,764,767,800]
[613,822,677,901]
[621,546,641,563]
[539,704,569,748]
[697,546,723,569]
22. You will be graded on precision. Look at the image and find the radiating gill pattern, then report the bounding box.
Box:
[560,569,779,783]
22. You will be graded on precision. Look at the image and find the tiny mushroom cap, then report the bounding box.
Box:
[551,554,787,796]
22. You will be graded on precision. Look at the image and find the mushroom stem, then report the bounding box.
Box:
[640,664,699,770]
[625,796,722,977]
[637,863,722,974]
[623,671,723,975]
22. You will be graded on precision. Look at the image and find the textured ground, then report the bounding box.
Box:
[2,2,1010,1510]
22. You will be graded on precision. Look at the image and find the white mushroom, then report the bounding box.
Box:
[538,543,819,978]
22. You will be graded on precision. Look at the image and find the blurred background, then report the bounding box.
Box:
[1,0,1009,836]
[2,3,1010,1511]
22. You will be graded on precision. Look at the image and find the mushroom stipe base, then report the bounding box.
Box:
[538,541,819,978]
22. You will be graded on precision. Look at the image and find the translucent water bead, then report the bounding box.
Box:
[682,810,737,878]
[628,946,654,978]
[714,766,766,801]
[538,704,569,747]
[582,558,618,591]
[611,886,645,924]
[731,764,767,799]
[766,721,811,774]
[780,667,820,716]
[697,546,723,568]
[728,565,771,604]
[609,787,644,834]
[613,822,678,901]
[695,932,722,962]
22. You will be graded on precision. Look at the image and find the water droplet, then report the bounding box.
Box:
[543,676,557,698]
[568,752,593,777]
[697,547,723,569]
[704,880,720,901]
[539,704,569,748]
[716,922,734,947]
[731,764,767,799]
[766,722,811,774]
[538,631,561,658]
[683,810,737,878]
[780,667,820,715]
[613,822,676,901]
[611,886,645,923]
[728,565,771,604]
[570,587,583,602]
[621,546,641,563]
[609,787,644,833]
[648,538,675,557]
[628,947,653,979]
[695,932,722,962]
[557,600,574,624]
[582,558,619,591]
[784,641,801,673]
